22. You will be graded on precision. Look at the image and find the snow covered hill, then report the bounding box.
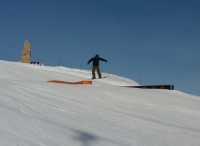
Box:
[0,60,200,146]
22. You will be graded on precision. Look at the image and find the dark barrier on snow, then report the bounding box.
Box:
[126,85,174,90]
[31,62,39,65]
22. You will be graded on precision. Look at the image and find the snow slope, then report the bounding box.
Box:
[0,60,200,146]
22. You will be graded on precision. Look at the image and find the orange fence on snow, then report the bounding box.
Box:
[47,80,92,85]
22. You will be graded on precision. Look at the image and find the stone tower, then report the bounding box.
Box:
[19,40,31,63]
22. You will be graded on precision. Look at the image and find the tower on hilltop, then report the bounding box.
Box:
[19,40,31,63]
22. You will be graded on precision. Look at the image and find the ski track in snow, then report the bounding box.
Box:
[0,60,200,146]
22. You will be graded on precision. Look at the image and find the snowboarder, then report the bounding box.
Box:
[87,54,107,79]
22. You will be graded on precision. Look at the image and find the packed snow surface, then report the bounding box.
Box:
[0,60,200,146]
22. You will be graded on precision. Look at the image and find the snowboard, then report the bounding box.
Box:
[91,76,107,80]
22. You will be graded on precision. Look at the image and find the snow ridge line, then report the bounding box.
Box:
[18,63,139,86]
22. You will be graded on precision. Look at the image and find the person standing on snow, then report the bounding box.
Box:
[87,54,107,79]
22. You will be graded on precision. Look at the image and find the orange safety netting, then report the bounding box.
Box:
[47,80,92,85]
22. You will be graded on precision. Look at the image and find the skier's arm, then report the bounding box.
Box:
[87,58,93,65]
[99,58,107,63]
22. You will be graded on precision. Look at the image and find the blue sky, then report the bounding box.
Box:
[0,0,200,96]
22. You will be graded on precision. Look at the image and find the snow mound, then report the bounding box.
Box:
[13,61,139,86]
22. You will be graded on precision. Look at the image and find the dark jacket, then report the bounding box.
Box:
[87,55,107,66]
